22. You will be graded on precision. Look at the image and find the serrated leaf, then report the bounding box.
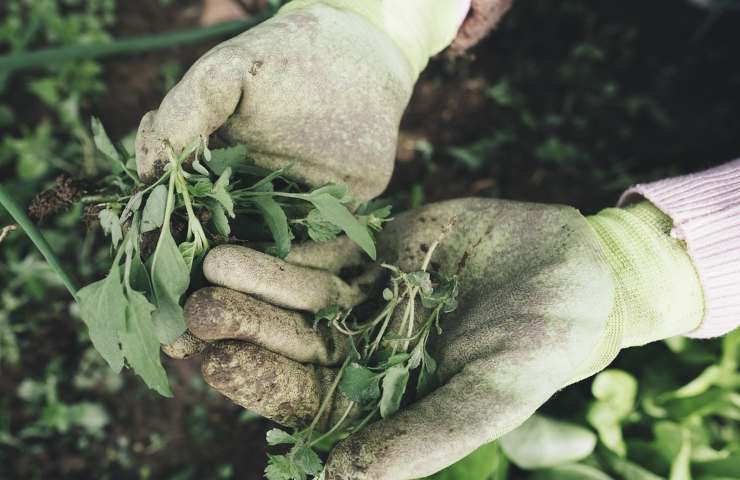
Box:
[91,117,120,163]
[266,428,297,446]
[120,288,172,397]
[77,264,126,372]
[291,445,323,476]
[149,230,189,344]
[253,194,292,258]
[339,364,381,404]
[304,209,342,243]
[265,454,304,480]
[98,209,122,247]
[141,185,167,233]
[380,365,409,418]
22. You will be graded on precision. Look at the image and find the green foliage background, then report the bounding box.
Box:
[1,0,738,479]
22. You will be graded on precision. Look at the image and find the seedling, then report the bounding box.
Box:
[264,238,459,480]
[2,118,390,396]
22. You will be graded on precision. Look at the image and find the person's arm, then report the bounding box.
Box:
[451,0,512,53]
[620,159,740,338]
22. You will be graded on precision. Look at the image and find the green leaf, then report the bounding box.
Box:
[208,167,235,217]
[129,251,152,295]
[291,445,323,476]
[406,271,433,295]
[339,364,381,404]
[653,422,692,480]
[416,350,438,396]
[149,230,189,344]
[266,428,297,446]
[309,183,349,201]
[253,194,292,258]
[77,264,126,372]
[206,199,230,236]
[421,274,459,313]
[500,414,597,470]
[120,192,143,223]
[265,454,304,480]
[424,441,508,480]
[120,288,172,397]
[307,193,376,259]
[587,370,638,456]
[592,370,638,419]
[530,464,614,480]
[313,304,342,329]
[91,117,120,163]
[598,448,663,480]
[208,145,249,175]
[380,365,409,418]
[357,201,393,232]
[178,241,197,270]
[98,209,122,247]
[141,185,168,233]
[304,209,342,243]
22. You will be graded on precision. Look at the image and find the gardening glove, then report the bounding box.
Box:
[181,197,704,479]
[135,0,470,202]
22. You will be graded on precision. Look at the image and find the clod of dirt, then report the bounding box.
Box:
[28,175,85,223]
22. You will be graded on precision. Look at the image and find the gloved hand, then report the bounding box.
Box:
[134,0,469,202]
[176,197,704,479]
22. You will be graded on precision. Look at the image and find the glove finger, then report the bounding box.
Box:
[135,45,245,181]
[161,330,208,359]
[285,236,366,275]
[203,244,371,312]
[202,340,349,429]
[185,286,347,366]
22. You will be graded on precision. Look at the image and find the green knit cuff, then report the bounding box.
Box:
[569,201,704,384]
[278,0,464,78]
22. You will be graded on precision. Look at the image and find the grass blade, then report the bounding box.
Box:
[0,184,79,300]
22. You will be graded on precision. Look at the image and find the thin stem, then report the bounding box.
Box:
[309,402,355,447]
[305,356,350,434]
[0,184,78,300]
[368,299,396,357]
[0,14,271,75]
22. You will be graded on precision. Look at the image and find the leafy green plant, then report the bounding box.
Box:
[264,238,460,480]
[67,120,388,396]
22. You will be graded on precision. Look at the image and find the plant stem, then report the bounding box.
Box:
[0,14,271,75]
[309,402,355,447]
[305,356,350,434]
[0,184,79,301]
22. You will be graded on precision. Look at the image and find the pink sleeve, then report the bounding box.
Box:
[619,159,740,338]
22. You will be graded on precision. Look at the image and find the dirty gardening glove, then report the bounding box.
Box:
[180,197,704,479]
[135,0,469,202]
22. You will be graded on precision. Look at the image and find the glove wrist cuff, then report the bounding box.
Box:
[588,202,705,348]
[278,0,470,78]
